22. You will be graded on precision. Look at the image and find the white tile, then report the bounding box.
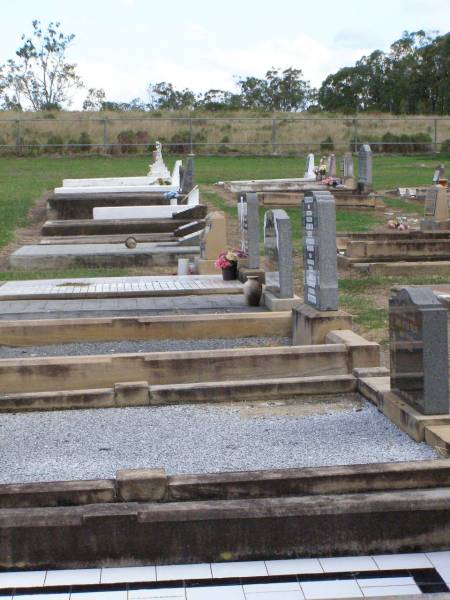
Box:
[244,582,302,593]
[356,576,415,587]
[361,584,421,597]
[100,566,156,583]
[372,553,432,570]
[128,590,185,600]
[301,579,363,599]
[44,569,101,586]
[156,564,211,581]
[186,585,245,600]
[0,571,46,588]
[426,550,450,581]
[245,592,304,600]
[70,593,127,600]
[211,561,267,578]
[11,592,70,600]
[265,560,323,576]
[319,556,378,573]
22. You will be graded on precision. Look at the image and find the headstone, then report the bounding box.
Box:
[302,191,338,311]
[304,153,315,179]
[424,186,448,221]
[389,286,449,415]
[433,164,445,183]
[264,209,293,299]
[181,155,195,195]
[148,141,171,180]
[199,212,227,261]
[342,152,354,178]
[398,188,407,197]
[237,192,260,269]
[327,154,337,177]
[358,144,373,191]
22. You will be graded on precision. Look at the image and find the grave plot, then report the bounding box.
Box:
[338,184,450,275]
[217,145,385,209]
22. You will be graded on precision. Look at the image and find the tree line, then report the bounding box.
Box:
[0,21,449,115]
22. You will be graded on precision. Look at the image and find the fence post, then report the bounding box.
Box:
[189,118,193,154]
[271,119,277,155]
[353,118,358,153]
[15,120,21,153]
[103,119,108,150]
[434,118,438,153]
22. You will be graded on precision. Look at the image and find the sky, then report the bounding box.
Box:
[1,0,449,108]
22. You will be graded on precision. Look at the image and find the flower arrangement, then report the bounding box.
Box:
[214,249,245,270]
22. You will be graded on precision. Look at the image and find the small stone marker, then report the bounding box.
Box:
[237,192,260,269]
[302,191,338,311]
[358,144,373,191]
[304,153,315,179]
[181,155,195,195]
[433,164,445,183]
[389,286,449,415]
[264,209,293,299]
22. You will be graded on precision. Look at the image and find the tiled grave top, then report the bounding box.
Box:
[0,275,243,301]
[0,551,446,597]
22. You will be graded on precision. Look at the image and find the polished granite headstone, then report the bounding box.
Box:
[358,144,373,191]
[237,192,260,269]
[302,191,338,311]
[390,286,449,415]
[264,209,293,299]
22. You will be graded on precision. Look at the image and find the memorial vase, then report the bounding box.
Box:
[221,262,238,281]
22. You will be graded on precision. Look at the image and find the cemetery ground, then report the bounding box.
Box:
[0,153,449,354]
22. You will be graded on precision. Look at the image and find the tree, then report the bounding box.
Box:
[148,82,196,110]
[0,20,82,110]
[82,87,106,111]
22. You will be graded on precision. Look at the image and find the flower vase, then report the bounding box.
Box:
[243,276,263,306]
[221,262,238,281]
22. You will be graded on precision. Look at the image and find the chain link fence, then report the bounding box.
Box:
[0,115,449,155]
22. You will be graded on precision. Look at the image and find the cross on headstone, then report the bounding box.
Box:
[358,144,373,192]
[302,191,338,311]
[264,209,293,299]
[390,286,449,415]
[237,192,260,269]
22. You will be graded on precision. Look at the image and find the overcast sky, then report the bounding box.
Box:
[1,0,449,108]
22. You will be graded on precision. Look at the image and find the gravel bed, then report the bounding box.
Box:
[0,336,291,358]
[0,399,437,484]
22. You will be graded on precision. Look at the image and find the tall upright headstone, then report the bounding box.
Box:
[237,192,260,269]
[304,153,316,179]
[390,286,449,415]
[358,144,373,192]
[264,209,293,299]
[195,211,227,275]
[327,154,337,177]
[433,164,445,184]
[342,152,354,177]
[181,155,195,195]
[302,191,338,311]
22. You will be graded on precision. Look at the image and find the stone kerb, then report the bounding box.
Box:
[389,286,449,415]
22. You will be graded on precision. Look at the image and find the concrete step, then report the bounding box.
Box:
[425,425,450,456]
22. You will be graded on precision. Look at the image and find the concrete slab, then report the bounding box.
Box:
[0,275,243,300]
[9,244,200,270]
[42,218,203,236]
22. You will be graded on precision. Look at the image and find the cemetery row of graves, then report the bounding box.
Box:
[0,143,449,576]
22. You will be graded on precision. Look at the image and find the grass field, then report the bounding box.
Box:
[0,153,448,344]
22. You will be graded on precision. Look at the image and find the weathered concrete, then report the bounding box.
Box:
[292,304,353,345]
[42,218,206,237]
[0,487,450,569]
[0,312,290,346]
[257,191,384,209]
[9,244,200,270]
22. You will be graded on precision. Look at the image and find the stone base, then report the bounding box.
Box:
[263,291,302,312]
[238,267,265,284]
[292,303,353,345]
[195,258,217,275]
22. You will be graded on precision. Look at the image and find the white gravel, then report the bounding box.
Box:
[0,337,291,358]
[0,399,437,484]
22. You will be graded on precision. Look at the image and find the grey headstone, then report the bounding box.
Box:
[302,191,338,311]
[389,286,449,415]
[304,153,315,179]
[327,154,337,177]
[181,156,195,195]
[433,164,445,183]
[237,192,260,269]
[342,152,354,177]
[424,188,439,216]
[264,209,293,299]
[358,144,373,190]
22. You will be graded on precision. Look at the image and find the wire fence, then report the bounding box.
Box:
[0,115,449,155]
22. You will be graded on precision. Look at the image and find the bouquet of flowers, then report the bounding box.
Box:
[214,249,246,269]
